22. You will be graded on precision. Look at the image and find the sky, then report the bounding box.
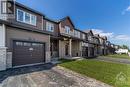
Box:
[17,0,130,47]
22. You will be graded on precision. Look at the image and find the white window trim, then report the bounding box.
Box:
[65,26,70,34]
[2,2,7,13]
[31,15,37,26]
[25,12,31,24]
[74,30,80,38]
[46,22,54,32]
[17,9,37,26]
[82,34,86,39]
[17,9,24,22]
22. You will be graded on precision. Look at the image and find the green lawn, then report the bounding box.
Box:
[59,59,130,87]
[102,54,130,59]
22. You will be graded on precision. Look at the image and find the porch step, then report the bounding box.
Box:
[51,60,61,65]
[64,57,84,60]
[51,58,61,64]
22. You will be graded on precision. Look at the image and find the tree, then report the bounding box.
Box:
[120,45,130,51]
[122,45,129,49]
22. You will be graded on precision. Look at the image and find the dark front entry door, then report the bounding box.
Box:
[13,41,45,66]
[82,47,88,57]
[65,43,69,56]
[90,47,94,57]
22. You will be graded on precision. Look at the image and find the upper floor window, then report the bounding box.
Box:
[95,38,99,43]
[74,30,80,38]
[82,34,86,39]
[17,9,24,22]
[31,15,37,25]
[65,26,70,34]
[46,22,54,32]
[88,36,92,41]
[25,12,30,23]
[1,1,7,14]
[17,9,37,26]
[99,39,103,44]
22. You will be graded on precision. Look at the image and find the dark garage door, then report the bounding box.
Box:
[13,41,45,66]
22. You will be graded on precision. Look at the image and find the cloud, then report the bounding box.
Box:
[91,29,130,41]
[122,6,130,15]
[92,29,114,38]
[85,29,130,47]
[114,35,130,40]
[110,35,130,48]
[126,6,130,11]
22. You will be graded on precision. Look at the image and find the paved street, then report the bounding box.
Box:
[0,63,111,87]
[96,56,130,64]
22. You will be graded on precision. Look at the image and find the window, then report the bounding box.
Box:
[17,9,37,26]
[17,9,24,22]
[46,22,54,32]
[65,26,70,34]
[74,30,80,38]
[32,43,43,47]
[31,15,37,25]
[23,42,31,46]
[88,36,92,41]
[1,1,7,14]
[77,32,80,38]
[25,12,31,23]
[16,42,23,46]
[82,34,86,39]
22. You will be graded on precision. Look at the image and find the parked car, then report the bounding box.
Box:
[115,49,128,54]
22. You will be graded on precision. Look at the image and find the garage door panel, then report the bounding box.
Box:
[13,41,45,66]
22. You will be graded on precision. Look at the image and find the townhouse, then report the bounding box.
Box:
[0,1,115,71]
[98,35,108,55]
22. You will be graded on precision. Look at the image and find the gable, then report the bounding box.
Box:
[88,30,94,36]
[59,17,75,30]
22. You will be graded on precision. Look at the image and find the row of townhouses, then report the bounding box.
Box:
[0,1,118,71]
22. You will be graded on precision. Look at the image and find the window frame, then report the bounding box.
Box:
[46,22,54,32]
[1,1,7,14]
[17,9,24,22]
[31,15,37,26]
[17,9,37,26]
[74,30,80,38]
[65,26,70,34]
[25,12,31,24]
[82,34,86,39]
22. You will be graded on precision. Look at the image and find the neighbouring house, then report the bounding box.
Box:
[0,0,116,71]
[85,30,96,57]
[93,34,101,56]
[81,32,88,58]
[109,44,116,54]
[98,36,108,55]
[58,17,85,59]
[106,41,111,54]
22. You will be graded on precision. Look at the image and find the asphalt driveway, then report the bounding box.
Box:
[0,63,111,87]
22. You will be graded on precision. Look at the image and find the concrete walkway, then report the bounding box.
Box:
[0,63,112,87]
[95,56,130,64]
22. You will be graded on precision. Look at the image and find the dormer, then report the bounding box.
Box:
[94,34,100,44]
[59,16,75,37]
[85,30,94,43]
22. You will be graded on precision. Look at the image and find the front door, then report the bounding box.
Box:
[65,43,69,56]
[90,47,94,57]
[82,47,88,57]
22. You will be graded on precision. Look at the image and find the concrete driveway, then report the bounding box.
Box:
[0,63,111,87]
